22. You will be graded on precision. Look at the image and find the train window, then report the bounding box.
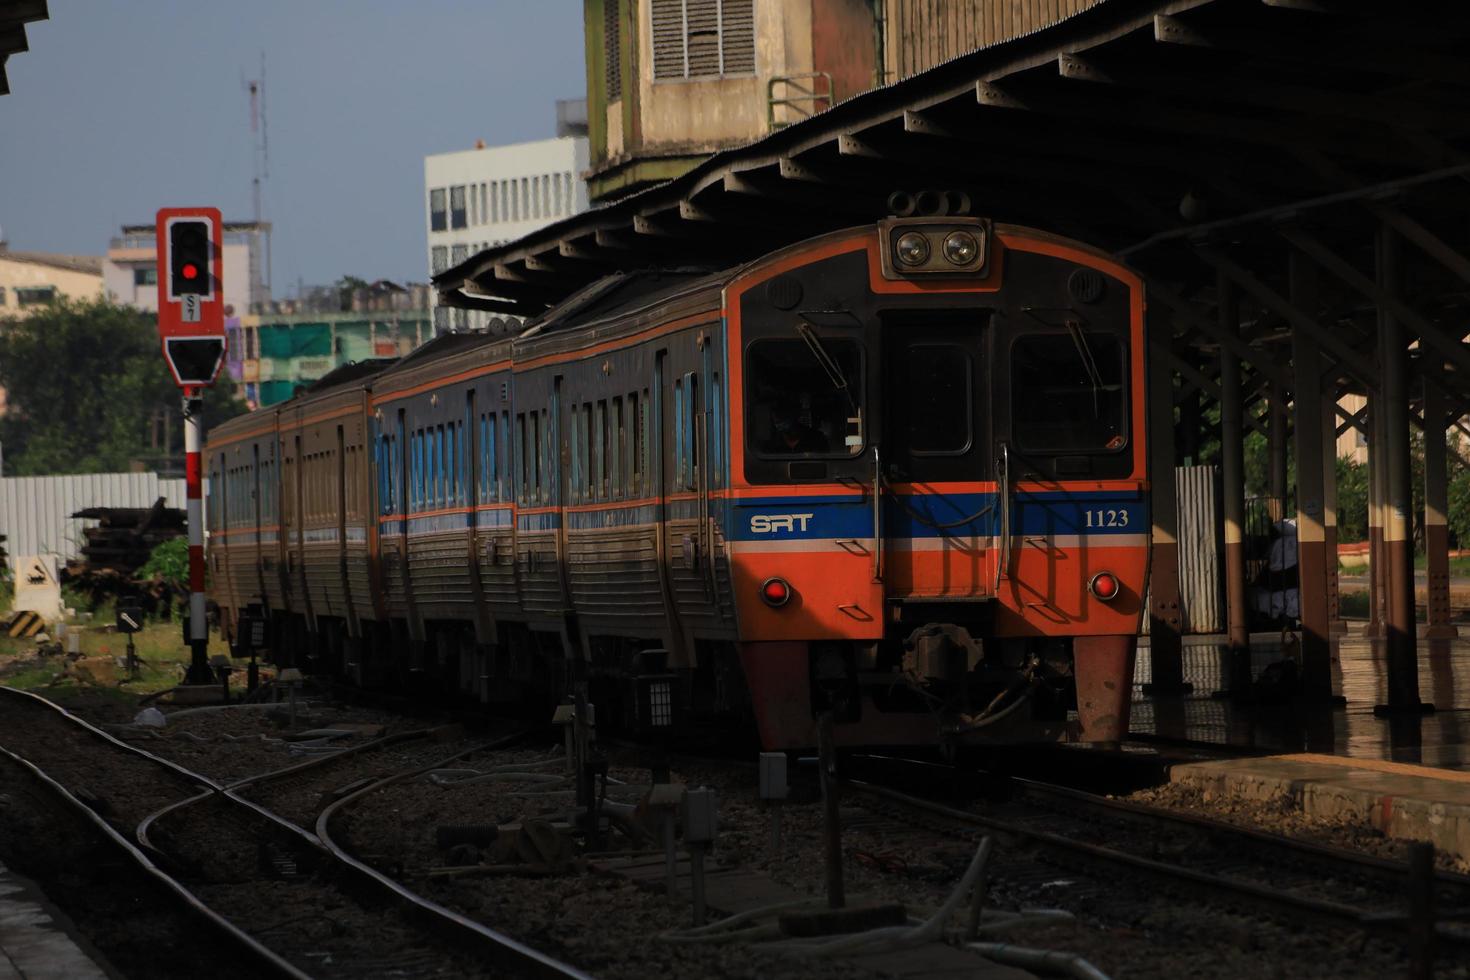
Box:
[612,397,624,499]
[710,373,722,490]
[523,414,535,505]
[499,412,510,500]
[594,400,607,500]
[627,392,640,497]
[539,410,551,504]
[580,404,593,500]
[412,431,423,512]
[445,423,456,506]
[898,343,972,455]
[458,422,467,506]
[1011,331,1127,453]
[746,338,862,457]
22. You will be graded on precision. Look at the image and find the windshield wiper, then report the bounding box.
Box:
[795,319,855,411]
[1065,319,1106,415]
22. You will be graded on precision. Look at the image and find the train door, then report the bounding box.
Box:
[652,351,692,663]
[252,443,265,602]
[880,314,993,598]
[335,424,352,625]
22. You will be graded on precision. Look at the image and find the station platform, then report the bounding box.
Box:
[0,859,110,980]
[1131,627,1470,861]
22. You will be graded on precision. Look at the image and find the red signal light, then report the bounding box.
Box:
[1089,571,1120,601]
[182,263,199,280]
[760,577,792,608]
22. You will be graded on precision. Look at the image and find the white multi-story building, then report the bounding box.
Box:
[424,128,589,334]
[103,221,270,315]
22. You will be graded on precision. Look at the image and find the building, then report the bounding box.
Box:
[582,0,1100,203]
[0,243,103,317]
[233,281,432,408]
[103,220,271,315]
[424,116,590,334]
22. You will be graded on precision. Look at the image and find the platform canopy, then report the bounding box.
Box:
[0,1,48,97]
[437,0,1470,392]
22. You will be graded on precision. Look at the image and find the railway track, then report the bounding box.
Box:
[0,687,590,980]
[842,754,1470,953]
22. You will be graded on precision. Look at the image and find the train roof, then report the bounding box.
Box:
[298,358,398,395]
[526,267,727,336]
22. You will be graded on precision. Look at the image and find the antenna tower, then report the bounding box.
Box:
[243,52,272,308]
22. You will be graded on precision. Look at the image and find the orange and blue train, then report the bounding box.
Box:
[207,218,1148,749]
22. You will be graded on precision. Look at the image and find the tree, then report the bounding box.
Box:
[0,297,245,475]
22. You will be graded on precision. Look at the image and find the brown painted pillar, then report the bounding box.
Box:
[1146,333,1188,695]
[1218,276,1251,695]
[1374,223,1431,715]
[1268,383,1288,524]
[1323,393,1348,635]
[1423,368,1458,640]
[1367,397,1387,638]
[1290,251,1334,701]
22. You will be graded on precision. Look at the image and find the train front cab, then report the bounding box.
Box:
[725,219,1148,750]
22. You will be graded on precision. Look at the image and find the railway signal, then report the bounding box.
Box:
[155,206,226,686]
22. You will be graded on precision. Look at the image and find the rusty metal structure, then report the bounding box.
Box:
[439,0,1470,713]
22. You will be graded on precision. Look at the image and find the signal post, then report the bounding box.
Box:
[155,207,227,685]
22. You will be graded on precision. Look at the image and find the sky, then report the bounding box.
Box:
[0,1,584,292]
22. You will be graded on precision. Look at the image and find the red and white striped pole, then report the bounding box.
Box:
[183,389,212,684]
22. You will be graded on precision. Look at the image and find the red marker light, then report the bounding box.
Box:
[1089,571,1120,601]
[182,263,199,280]
[760,577,792,608]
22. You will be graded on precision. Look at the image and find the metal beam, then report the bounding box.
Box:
[1278,228,1470,383]
[1193,246,1379,387]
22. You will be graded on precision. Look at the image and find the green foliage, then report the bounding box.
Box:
[137,536,189,590]
[0,297,245,474]
[1335,455,1369,543]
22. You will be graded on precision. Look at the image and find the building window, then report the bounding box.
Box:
[553,174,563,216]
[431,245,448,274]
[542,175,551,217]
[450,185,467,229]
[500,182,509,223]
[480,183,488,224]
[0,287,6,306]
[451,244,468,266]
[15,286,56,308]
[133,267,157,286]
[652,0,755,80]
[490,182,499,223]
[605,0,622,100]
[565,172,576,212]
[433,306,449,333]
[531,176,540,219]
[520,178,529,221]
[430,188,447,231]
[469,186,478,225]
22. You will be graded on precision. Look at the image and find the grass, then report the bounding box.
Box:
[0,613,233,716]
[1340,556,1470,577]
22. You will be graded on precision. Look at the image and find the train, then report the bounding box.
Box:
[207,217,1148,749]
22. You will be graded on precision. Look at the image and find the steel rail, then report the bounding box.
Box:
[0,688,307,979]
[0,688,589,980]
[847,777,1468,947]
[313,736,596,980]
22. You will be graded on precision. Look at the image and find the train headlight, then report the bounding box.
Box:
[760,577,793,608]
[895,232,930,267]
[1089,571,1120,602]
[942,230,979,265]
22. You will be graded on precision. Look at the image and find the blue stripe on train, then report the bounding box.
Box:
[727,489,1146,541]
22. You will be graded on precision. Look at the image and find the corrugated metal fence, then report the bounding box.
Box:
[0,473,196,571]
[1140,464,1224,635]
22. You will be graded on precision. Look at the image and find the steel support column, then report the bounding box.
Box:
[1146,336,1188,695]
[1375,224,1432,715]
[1289,251,1334,700]
[1423,368,1459,640]
[1217,274,1251,694]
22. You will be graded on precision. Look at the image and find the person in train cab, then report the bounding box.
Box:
[764,393,830,454]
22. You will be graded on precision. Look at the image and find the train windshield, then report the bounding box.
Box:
[746,337,863,456]
[1011,331,1127,452]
